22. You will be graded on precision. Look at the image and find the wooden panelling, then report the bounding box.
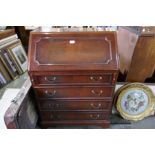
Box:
[117,27,138,74]
[127,34,155,82]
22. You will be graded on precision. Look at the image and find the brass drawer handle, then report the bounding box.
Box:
[90,114,100,119]
[45,76,56,82]
[47,103,53,108]
[91,89,103,96]
[90,76,102,82]
[50,114,54,119]
[45,90,57,97]
[90,103,101,109]
[50,114,61,120]
[47,103,60,108]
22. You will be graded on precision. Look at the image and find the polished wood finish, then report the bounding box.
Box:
[40,111,109,121]
[38,99,111,111]
[28,29,119,128]
[34,86,113,99]
[41,120,110,128]
[117,27,138,75]
[28,30,118,71]
[0,29,15,40]
[127,27,155,82]
[32,73,113,85]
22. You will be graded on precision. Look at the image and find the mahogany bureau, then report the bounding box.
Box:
[28,28,119,128]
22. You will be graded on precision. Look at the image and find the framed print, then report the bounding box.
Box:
[6,41,28,74]
[116,83,155,121]
[0,49,19,80]
[0,71,6,87]
[0,59,11,83]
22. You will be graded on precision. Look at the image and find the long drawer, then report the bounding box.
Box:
[32,73,113,85]
[40,111,109,121]
[35,86,114,99]
[38,99,111,111]
[40,120,110,128]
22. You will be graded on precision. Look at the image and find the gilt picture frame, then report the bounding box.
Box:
[0,49,19,80]
[0,59,11,83]
[6,41,28,74]
[0,71,6,88]
[116,83,155,121]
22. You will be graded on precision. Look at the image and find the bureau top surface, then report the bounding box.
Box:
[28,30,119,72]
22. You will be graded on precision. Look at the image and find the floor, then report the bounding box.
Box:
[110,115,155,129]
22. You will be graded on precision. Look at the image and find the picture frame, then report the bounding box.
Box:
[0,71,6,88]
[0,59,11,83]
[0,49,19,80]
[6,41,28,74]
[116,83,155,121]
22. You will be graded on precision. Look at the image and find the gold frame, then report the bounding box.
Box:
[116,83,155,121]
[0,59,11,82]
[6,41,27,74]
[0,49,19,80]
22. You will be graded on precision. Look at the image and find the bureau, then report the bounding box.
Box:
[28,28,119,128]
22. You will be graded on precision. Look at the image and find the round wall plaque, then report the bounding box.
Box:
[116,83,155,121]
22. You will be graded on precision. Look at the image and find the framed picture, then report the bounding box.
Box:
[116,83,155,121]
[0,72,6,87]
[0,49,19,80]
[0,59,11,83]
[6,41,28,74]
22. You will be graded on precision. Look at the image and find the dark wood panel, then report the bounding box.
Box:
[38,99,111,111]
[29,70,117,75]
[28,31,119,71]
[34,86,114,99]
[40,120,110,128]
[36,37,112,64]
[40,111,109,121]
[33,73,112,85]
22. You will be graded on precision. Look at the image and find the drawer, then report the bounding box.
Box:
[40,111,109,121]
[38,99,111,111]
[35,86,114,99]
[40,120,110,128]
[33,74,112,85]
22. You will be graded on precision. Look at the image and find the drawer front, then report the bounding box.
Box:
[35,86,114,99]
[33,74,112,85]
[38,99,111,111]
[40,120,110,128]
[40,111,109,121]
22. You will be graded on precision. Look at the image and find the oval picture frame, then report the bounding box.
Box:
[116,83,155,121]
